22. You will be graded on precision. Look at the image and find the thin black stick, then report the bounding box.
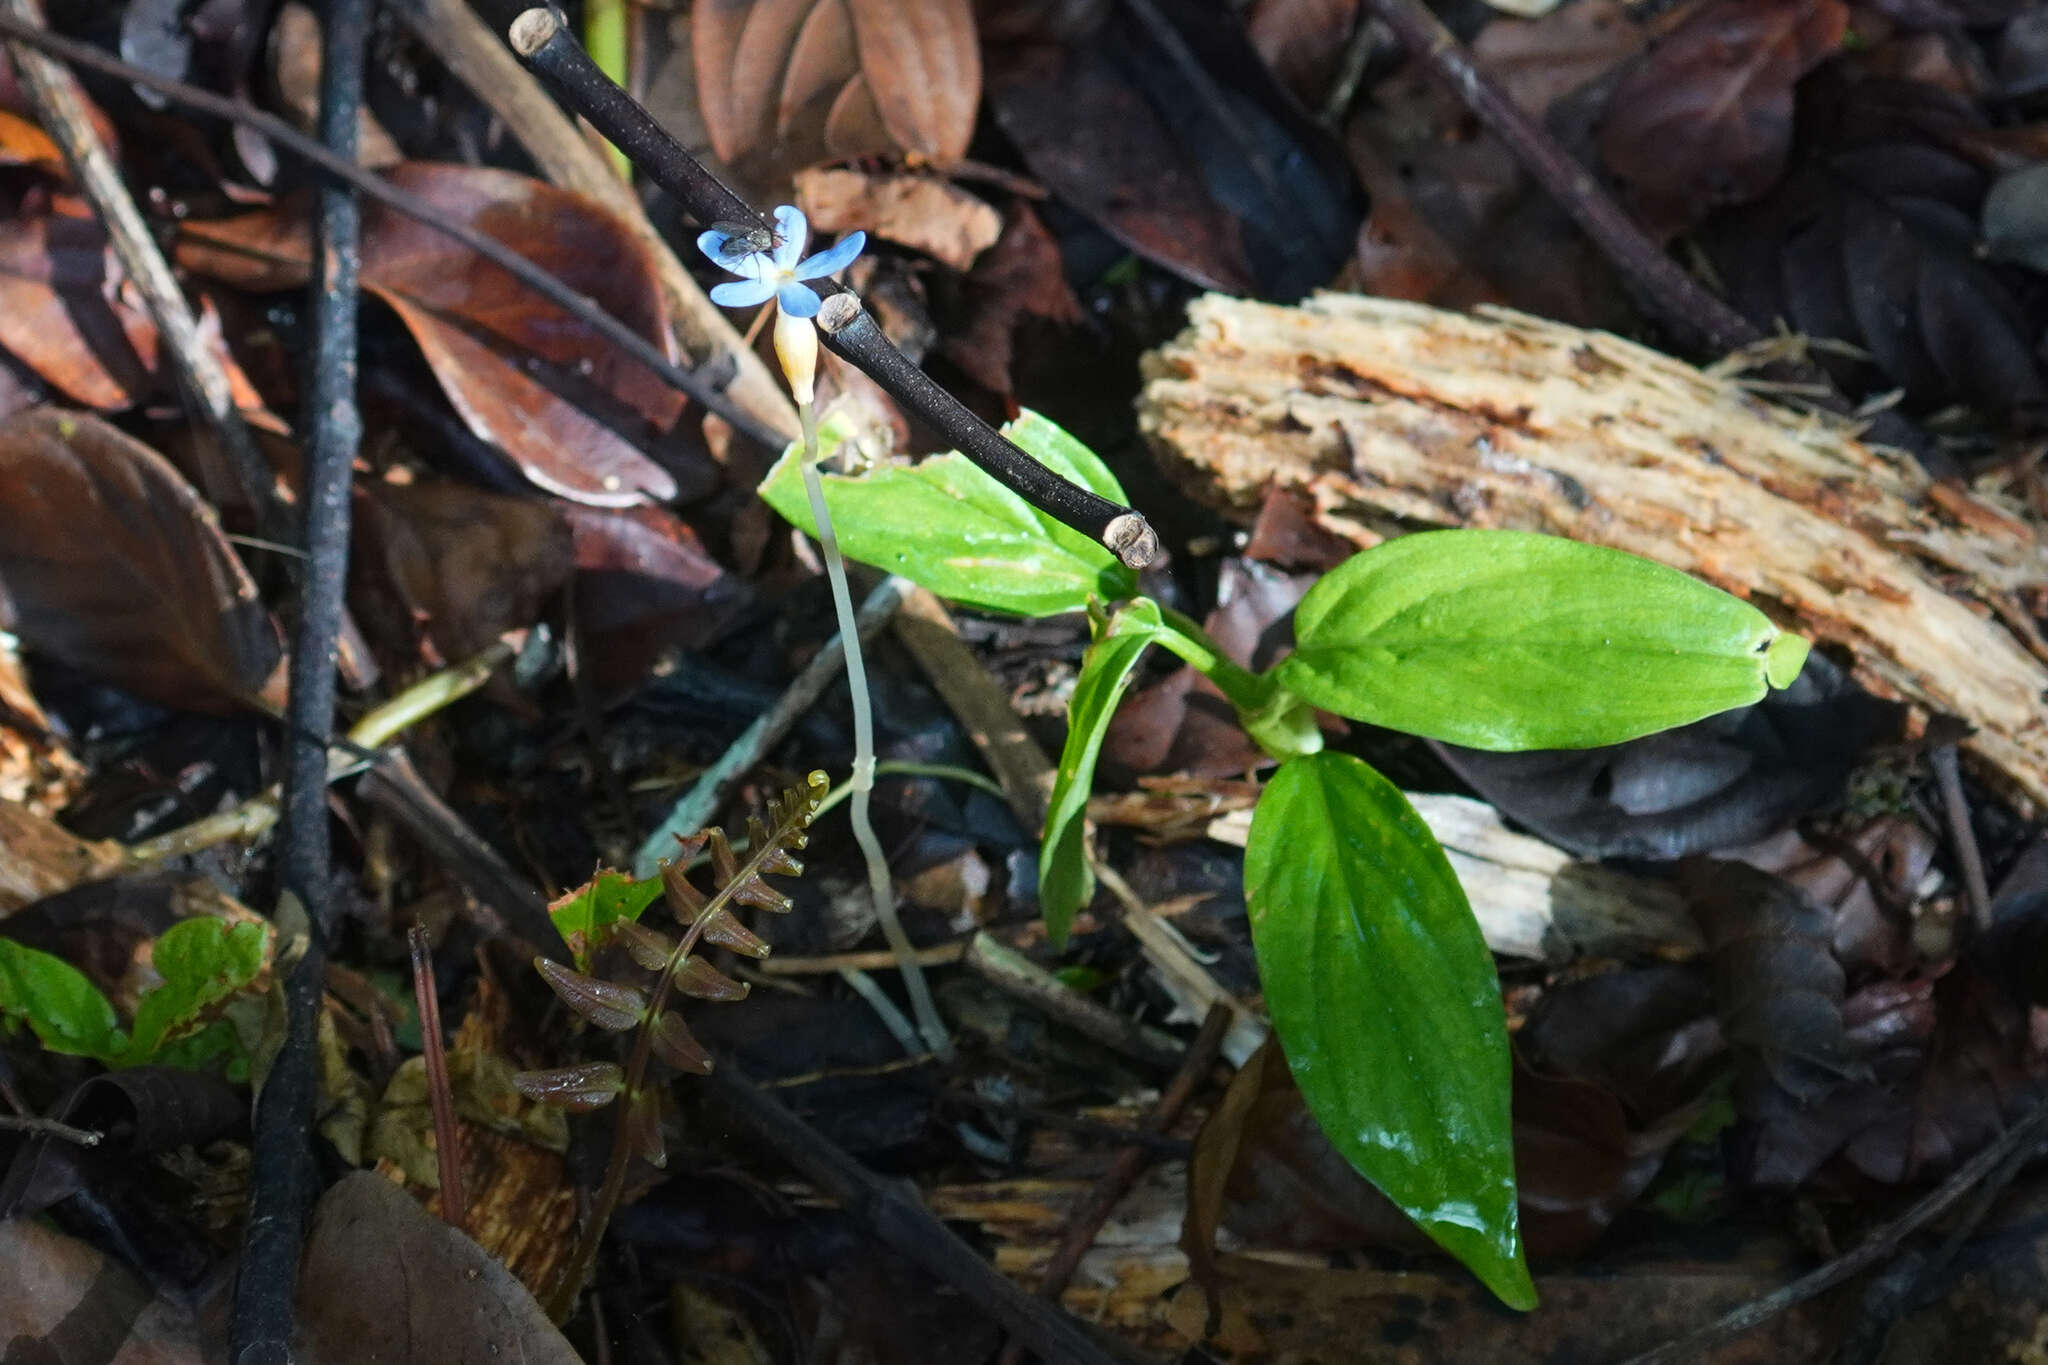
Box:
[506,7,1160,570]
[704,1063,1133,1365]
[1618,1096,2048,1365]
[1359,0,1763,358]
[408,926,467,1232]
[0,9,785,455]
[229,2,366,1359]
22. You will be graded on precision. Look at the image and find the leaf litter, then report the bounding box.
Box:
[1,1,2048,1362]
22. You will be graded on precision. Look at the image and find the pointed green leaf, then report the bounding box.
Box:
[547,868,665,971]
[1039,599,1162,945]
[1245,752,1534,1309]
[1277,530,1806,750]
[0,936,122,1060]
[760,408,1136,617]
[121,916,270,1066]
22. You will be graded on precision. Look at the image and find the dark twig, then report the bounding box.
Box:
[997,1004,1232,1365]
[1932,745,1993,929]
[1618,1096,2048,1365]
[408,927,467,1233]
[704,1063,1136,1365]
[229,2,366,1359]
[1359,0,1762,357]
[0,9,784,454]
[505,7,1160,571]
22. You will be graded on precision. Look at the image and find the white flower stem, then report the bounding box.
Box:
[796,386,951,1058]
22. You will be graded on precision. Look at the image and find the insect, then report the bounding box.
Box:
[705,219,778,271]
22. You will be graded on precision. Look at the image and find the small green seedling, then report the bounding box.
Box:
[0,916,272,1077]
[761,408,1809,1310]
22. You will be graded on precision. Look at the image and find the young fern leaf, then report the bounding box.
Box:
[526,771,827,1324]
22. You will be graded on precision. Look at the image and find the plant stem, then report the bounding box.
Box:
[543,781,823,1323]
[798,399,951,1058]
[581,0,632,180]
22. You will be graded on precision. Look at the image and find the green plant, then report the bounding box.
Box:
[0,916,272,1076]
[761,408,1809,1309]
[514,773,824,1321]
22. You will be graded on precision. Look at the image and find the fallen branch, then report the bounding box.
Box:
[506,7,1158,571]
[229,1,367,1356]
[1141,293,2048,810]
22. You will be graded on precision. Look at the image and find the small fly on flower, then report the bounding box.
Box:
[705,219,777,271]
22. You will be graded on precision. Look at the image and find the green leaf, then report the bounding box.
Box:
[759,408,1136,617]
[1040,599,1162,945]
[0,936,122,1060]
[121,917,271,1066]
[1244,752,1534,1309]
[1277,530,1806,750]
[547,868,665,971]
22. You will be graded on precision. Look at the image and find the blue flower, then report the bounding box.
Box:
[697,205,865,320]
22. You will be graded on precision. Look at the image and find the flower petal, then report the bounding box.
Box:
[771,204,808,273]
[776,279,821,319]
[709,277,777,309]
[794,230,866,281]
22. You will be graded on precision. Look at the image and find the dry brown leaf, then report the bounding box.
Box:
[795,166,1000,270]
[0,408,280,712]
[1599,0,1849,233]
[0,1216,206,1364]
[565,502,752,699]
[356,480,575,669]
[179,163,688,507]
[942,201,1084,395]
[297,1171,582,1365]
[0,213,158,410]
[1245,0,1358,107]
[0,799,122,917]
[694,0,980,176]
[0,106,64,176]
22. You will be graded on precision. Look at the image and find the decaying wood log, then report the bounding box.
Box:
[1139,294,2048,810]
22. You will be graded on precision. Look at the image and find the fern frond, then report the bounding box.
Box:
[520,770,828,1324]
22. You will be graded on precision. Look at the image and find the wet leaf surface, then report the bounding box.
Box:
[0,408,279,712]
[179,163,690,506]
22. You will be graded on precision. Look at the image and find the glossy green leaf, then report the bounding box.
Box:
[1040,599,1162,945]
[1277,529,1805,750]
[547,868,665,972]
[0,936,122,1060]
[1244,752,1534,1309]
[760,408,1137,617]
[121,917,270,1066]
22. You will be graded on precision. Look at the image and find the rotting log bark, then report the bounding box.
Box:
[1139,293,2048,810]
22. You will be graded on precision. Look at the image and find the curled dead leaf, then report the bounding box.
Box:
[179,163,690,507]
[0,408,280,712]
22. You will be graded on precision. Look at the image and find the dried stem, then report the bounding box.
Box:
[1358,0,1762,357]
[1621,1096,2048,1365]
[506,7,1159,570]
[408,927,467,1232]
[0,9,783,452]
[230,1,368,1358]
